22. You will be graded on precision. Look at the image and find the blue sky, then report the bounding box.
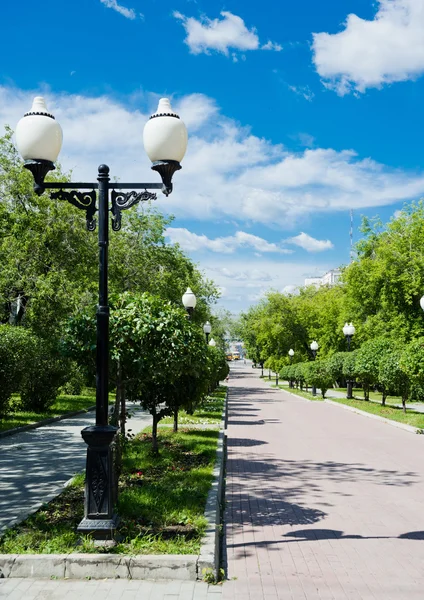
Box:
[1,0,424,313]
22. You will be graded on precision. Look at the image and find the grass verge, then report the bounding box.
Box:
[0,390,224,555]
[0,390,115,434]
[276,384,324,402]
[333,388,424,405]
[161,386,226,426]
[328,397,424,430]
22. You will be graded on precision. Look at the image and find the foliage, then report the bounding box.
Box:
[0,325,32,415]
[378,351,410,410]
[0,324,68,414]
[400,337,424,389]
[354,337,393,401]
[304,359,333,398]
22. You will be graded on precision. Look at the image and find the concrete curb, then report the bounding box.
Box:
[0,406,96,440]
[0,554,198,580]
[197,388,227,581]
[324,398,423,435]
[0,388,228,581]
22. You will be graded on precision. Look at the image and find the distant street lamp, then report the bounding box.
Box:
[208,338,216,347]
[203,321,211,344]
[310,340,319,397]
[15,96,187,539]
[182,287,196,320]
[343,322,355,399]
[288,348,294,388]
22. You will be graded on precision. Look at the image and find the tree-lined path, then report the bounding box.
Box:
[223,362,424,599]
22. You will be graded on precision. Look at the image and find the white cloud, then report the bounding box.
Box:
[2,86,424,229]
[165,228,292,254]
[312,0,424,94]
[100,0,139,20]
[200,256,334,311]
[286,232,334,252]
[262,41,283,52]
[174,11,281,58]
[288,85,315,102]
[210,267,273,282]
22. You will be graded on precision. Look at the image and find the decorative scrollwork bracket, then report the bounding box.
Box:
[111,189,157,232]
[50,189,97,231]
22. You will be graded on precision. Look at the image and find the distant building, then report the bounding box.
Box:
[304,269,341,288]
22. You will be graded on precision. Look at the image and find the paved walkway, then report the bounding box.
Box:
[0,403,152,533]
[2,365,424,598]
[222,363,424,599]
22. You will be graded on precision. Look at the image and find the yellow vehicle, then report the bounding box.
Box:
[232,352,240,360]
[226,353,233,361]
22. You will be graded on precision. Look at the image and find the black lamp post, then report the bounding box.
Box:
[16,96,188,539]
[203,321,211,344]
[182,288,197,320]
[288,348,294,388]
[310,340,319,396]
[343,322,355,399]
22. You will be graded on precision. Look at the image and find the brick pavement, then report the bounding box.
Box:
[222,362,424,599]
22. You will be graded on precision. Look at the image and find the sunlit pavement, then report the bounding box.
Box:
[222,362,424,599]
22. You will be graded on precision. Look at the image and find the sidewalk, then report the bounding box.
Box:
[0,403,152,533]
[222,363,424,599]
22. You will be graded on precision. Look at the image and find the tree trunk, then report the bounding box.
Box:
[119,380,126,437]
[173,407,178,433]
[152,407,159,455]
[364,383,370,401]
[381,390,386,406]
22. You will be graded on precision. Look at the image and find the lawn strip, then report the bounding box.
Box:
[0,388,225,555]
[277,384,324,401]
[0,390,114,433]
[328,397,424,429]
[161,386,226,426]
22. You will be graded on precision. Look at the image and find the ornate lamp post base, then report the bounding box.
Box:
[346,380,354,399]
[77,425,118,540]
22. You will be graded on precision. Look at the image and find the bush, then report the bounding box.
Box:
[0,325,34,416]
[19,338,69,412]
[327,352,347,386]
[305,359,333,398]
[60,363,85,395]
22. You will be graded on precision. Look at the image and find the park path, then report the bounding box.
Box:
[3,365,424,599]
[0,403,152,534]
[222,362,424,599]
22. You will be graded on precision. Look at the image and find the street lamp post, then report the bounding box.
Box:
[203,321,211,344]
[182,288,197,320]
[288,348,294,388]
[343,322,355,399]
[310,340,319,396]
[16,96,187,539]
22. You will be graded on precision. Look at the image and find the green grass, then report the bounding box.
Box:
[161,386,226,426]
[328,397,424,430]
[0,390,224,555]
[0,389,103,433]
[333,387,424,405]
[274,384,324,402]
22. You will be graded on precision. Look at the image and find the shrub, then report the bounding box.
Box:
[0,325,33,416]
[19,339,69,412]
[305,359,333,398]
[60,363,85,395]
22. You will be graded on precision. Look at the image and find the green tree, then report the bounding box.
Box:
[379,351,410,412]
